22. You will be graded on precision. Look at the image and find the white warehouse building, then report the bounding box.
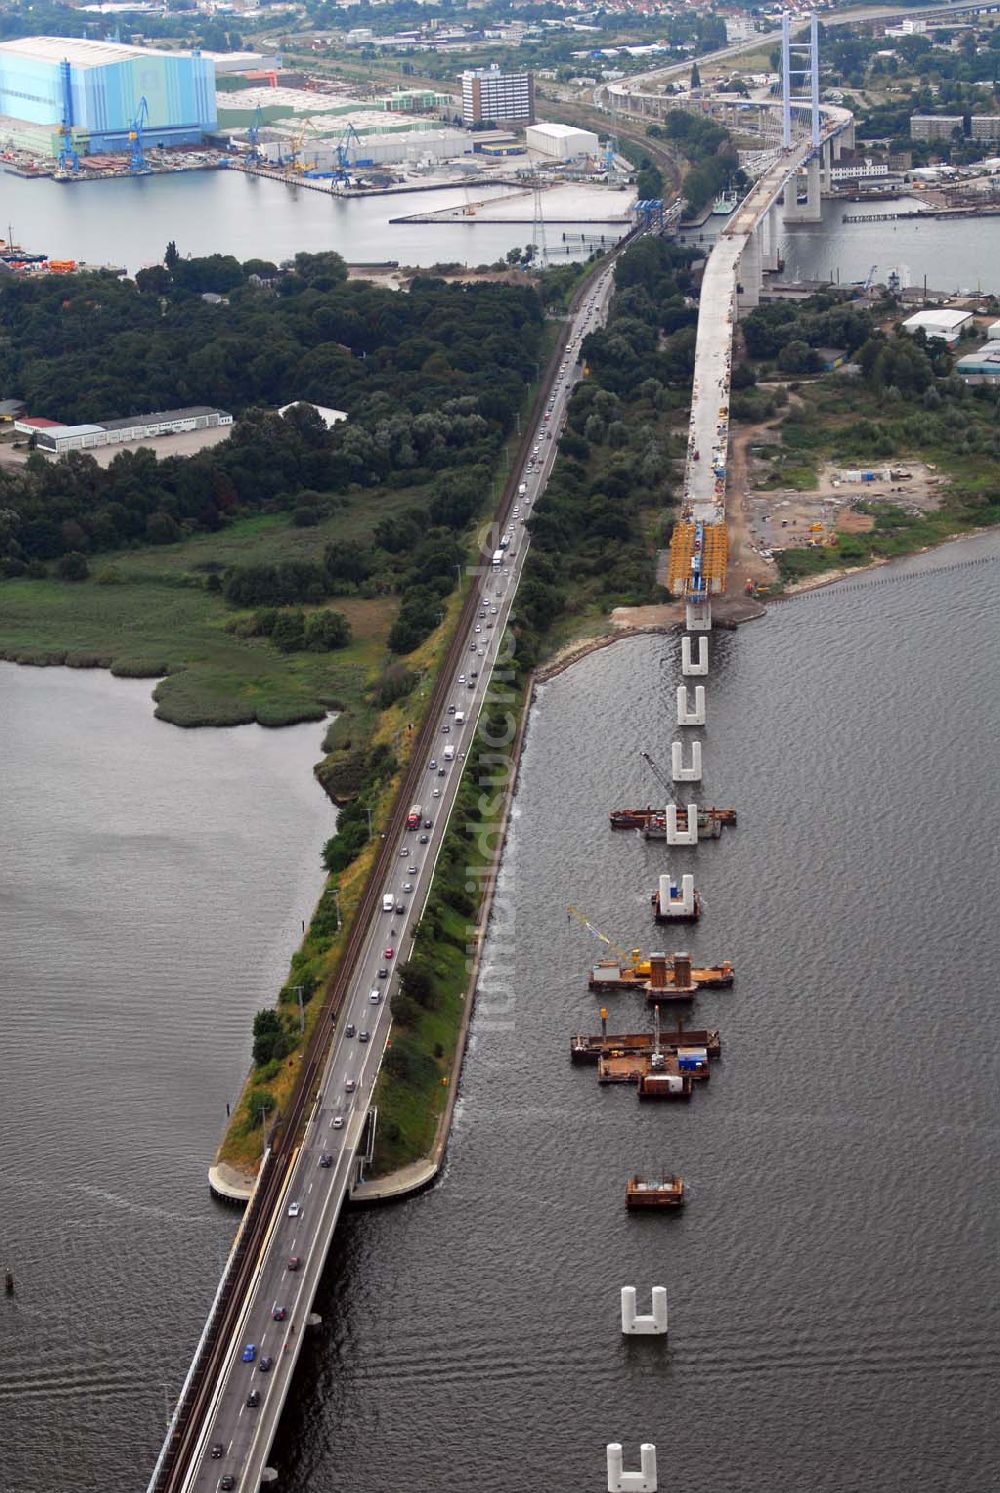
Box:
[901,308,972,344]
[526,122,599,160]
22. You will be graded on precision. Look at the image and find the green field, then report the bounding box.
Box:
[0,501,414,727]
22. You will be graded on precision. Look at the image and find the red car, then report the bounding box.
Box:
[384,947,395,960]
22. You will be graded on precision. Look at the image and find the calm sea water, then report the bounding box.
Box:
[1,169,618,274]
[0,664,333,1493]
[678,196,1000,295]
[776,195,1000,294]
[268,534,1000,1493]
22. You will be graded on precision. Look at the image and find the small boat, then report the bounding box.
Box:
[626,1174,686,1209]
[4,1270,14,1295]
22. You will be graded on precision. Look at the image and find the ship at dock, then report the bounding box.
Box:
[625,1174,686,1209]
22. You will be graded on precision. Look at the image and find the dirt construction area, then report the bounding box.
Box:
[744,459,946,555]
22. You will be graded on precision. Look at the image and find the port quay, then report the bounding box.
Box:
[139,19,868,1493]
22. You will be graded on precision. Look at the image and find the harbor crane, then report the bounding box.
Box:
[333,122,363,187]
[247,103,264,163]
[862,263,878,292]
[128,96,150,174]
[56,59,79,176]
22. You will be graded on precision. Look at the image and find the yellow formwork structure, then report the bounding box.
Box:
[667,521,729,597]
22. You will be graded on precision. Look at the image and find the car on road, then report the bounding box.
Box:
[287,1255,301,1271]
[395,902,405,914]
[424,817,433,828]
[448,704,456,714]
[403,882,414,893]
[259,1356,274,1373]
[474,625,481,634]
[345,1023,356,1038]
[359,1030,370,1043]
[241,1345,257,1363]
[469,642,477,652]
[437,767,446,776]
[319,1154,333,1168]
[400,846,410,857]
[458,673,466,683]
[369,987,381,1002]
[333,1114,345,1129]
[345,1078,357,1093]
[409,865,421,875]
[377,966,388,979]
[442,723,450,732]
[210,1444,225,1460]
[273,1306,288,1321]
[219,1478,236,1492]
[384,946,395,960]
[419,833,429,844]
[287,1201,301,1218]
[246,1390,261,1409]
[428,759,437,770]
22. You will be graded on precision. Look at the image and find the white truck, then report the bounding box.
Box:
[492,549,504,568]
[443,744,455,762]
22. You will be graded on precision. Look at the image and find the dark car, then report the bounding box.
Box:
[359,1030,370,1043]
[437,767,446,777]
[378,967,388,979]
[424,819,433,829]
[287,1255,301,1271]
[259,1355,274,1373]
[419,834,429,845]
[273,1306,287,1321]
[345,1023,356,1038]
[319,1154,333,1168]
[210,1444,225,1460]
[468,680,475,689]
[219,1479,236,1492]
[247,1390,261,1409]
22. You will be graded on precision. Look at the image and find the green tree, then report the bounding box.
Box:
[56,551,89,581]
[252,1010,289,1066]
[304,609,351,652]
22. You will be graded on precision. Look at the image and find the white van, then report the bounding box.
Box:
[382,893,394,912]
[454,711,465,725]
[443,745,455,762]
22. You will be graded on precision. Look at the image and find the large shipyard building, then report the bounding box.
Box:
[0,37,217,157]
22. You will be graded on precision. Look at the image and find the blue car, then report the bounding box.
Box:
[241,1344,257,1363]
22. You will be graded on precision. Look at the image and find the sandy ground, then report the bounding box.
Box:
[745,457,945,554]
[0,425,233,469]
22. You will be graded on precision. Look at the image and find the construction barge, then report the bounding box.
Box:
[626,1174,686,1210]
[593,1008,711,1088]
[610,805,737,836]
[589,954,733,992]
[571,1024,721,1064]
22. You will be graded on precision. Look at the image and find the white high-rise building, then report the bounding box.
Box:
[461,66,534,126]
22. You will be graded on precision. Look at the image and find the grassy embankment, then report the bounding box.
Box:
[745,380,1000,587]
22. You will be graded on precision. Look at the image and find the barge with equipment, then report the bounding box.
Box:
[625,1174,686,1209]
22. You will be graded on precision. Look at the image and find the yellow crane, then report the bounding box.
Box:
[566,906,642,967]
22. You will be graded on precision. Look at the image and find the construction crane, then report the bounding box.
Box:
[128,96,149,175]
[640,750,675,805]
[862,263,878,292]
[566,906,640,965]
[603,135,618,175]
[287,115,324,173]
